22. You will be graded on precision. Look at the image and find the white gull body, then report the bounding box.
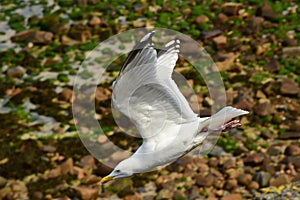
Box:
[101,31,249,183]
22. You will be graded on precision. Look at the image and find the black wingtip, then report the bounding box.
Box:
[140,31,155,42]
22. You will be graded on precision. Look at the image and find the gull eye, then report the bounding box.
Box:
[116,169,121,173]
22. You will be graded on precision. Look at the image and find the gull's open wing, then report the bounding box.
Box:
[112,32,198,139]
[156,39,198,121]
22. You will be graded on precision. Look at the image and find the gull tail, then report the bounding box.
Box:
[199,106,249,131]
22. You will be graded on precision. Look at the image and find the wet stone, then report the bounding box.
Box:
[253,171,271,187]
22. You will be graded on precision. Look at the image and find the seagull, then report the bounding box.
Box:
[101,31,249,184]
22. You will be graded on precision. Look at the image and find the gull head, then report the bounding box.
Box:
[100,159,135,184]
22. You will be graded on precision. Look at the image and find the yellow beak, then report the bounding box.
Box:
[100,175,113,184]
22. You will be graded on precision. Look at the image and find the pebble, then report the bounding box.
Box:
[282,46,300,56]
[213,35,227,50]
[285,145,300,156]
[244,153,265,165]
[279,132,300,140]
[195,15,209,24]
[73,186,98,200]
[253,171,271,187]
[256,1,277,20]
[265,59,280,72]
[195,174,215,187]
[223,2,242,16]
[221,193,243,200]
[7,66,25,78]
[200,29,222,41]
[280,78,300,95]
[237,173,252,186]
[270,174,291,187]
[224,179,238,190]
[254,101,272,116]
[248,181,260,190]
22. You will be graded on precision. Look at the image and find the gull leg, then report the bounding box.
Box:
[200,120,241,132]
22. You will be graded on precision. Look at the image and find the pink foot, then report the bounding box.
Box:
[201,120,241,132]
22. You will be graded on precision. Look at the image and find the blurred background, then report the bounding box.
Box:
[0,0,300,199]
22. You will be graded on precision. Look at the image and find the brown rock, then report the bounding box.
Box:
[68,24,91,42]
[223,158,236,170]
[282,46,300,56]
[244,153,264,165]
[61,88,73,102]
[89,16,101,27]
[253,171,271,187]
[216,13,229,23]
[28,31,53,44]
[195,174,215,187]
[222,2,242,16]
[221,193,242,200]
[80,155,96,168]
[226,169,239,179]
[7,66,25,78]
[282,37,298,47]
[208,157,219,167]
[267,145,284,156]
[269,174,291,187]
[42,145,56,153]
[224,179,238,190]
[249,17,264,32]
[200,29,222,41]
[0,176,7,188]
[285,156,300,168]
[291,119,300,132]
[256,1,278,20]
[213,35,227,50]
[265,59,280,72]
[215,52,239,71]
[60,158,73,175]
[95,87,111,102]
[195,15,209,24]
[285,145,300,156]
[237,173,252,186]
[280,78,300,95]
[11,30,53,44]
[247,181,259,190]
[73,186,98,200]
[82,175,101,184]
[254,101,272,116]
[278,132,300,140]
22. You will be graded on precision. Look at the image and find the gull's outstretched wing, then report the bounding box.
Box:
[112,32,198,139]
[156,39,198,121]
